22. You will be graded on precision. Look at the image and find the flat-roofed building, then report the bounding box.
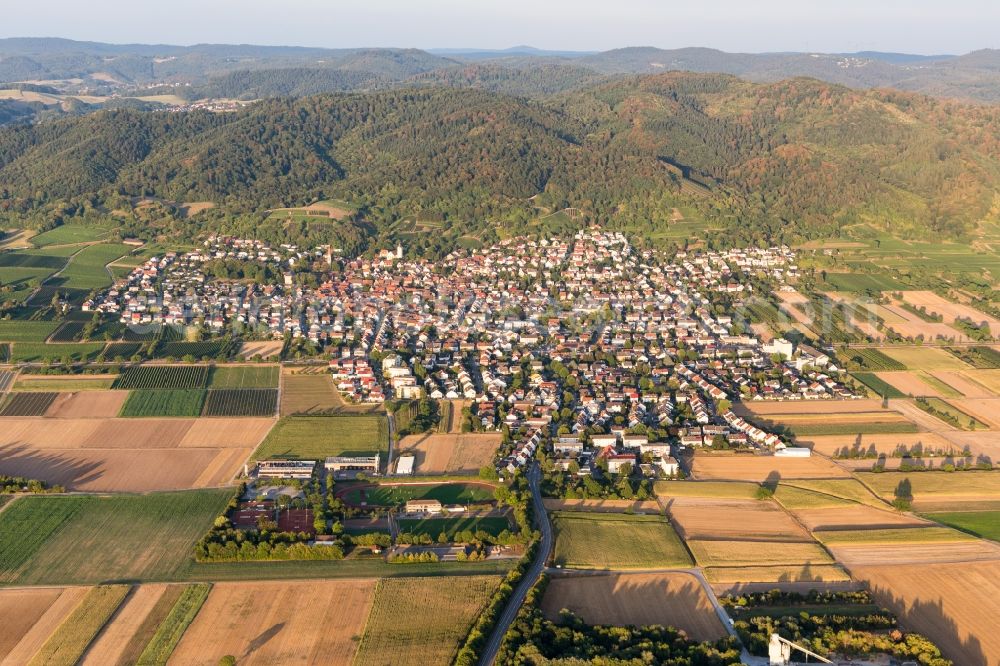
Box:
[405,499,442,513]
[324,454,380,476]
[257,459,317,480]
[395,455,415,475]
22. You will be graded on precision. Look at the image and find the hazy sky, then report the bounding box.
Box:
[3,0,998,54]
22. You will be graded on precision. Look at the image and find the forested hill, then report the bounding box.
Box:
[1,73,999,251]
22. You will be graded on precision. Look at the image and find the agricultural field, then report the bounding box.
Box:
[944,346,1000,369]
[819,272,904,292]
[654,480,760,499]
[914,396,988,430]
[0,490,233,585]
[207,365,279,388]
[856,470,1000,508]
[690,454,850,482]
[30,224,109,247]
[57,243,130,290]
[252,415,388,460]
[842,347,907,371]
[202,388,278,416]
[685,539,834,568]
[792,504,930,532]
[171,580,374,666]
[703,564,850,584]
[344,482,496,507]
[882,346,972,371]
[667,497,810,542]
[542,499,661,513]
[133,583,210,665]
[773,478,886,508]
[395,433,501,474]
[0,320,59,343]
[551,512,692,569]
[752,409,919,436]
[0,587,90,663]
[853,561,1000,666]
[79,583,184,666]
[43,390,129,418]
[852,372,906,398]
[353,576,499,666]
[9,342,105,363]
[877,302,961,340]
[238,340,284,360]
[0,391,57,416]
[119,389,207,417]
[899,291,1000,333]
[923,510,1000,542]
[540,573,727,642]
[0,416,264,492]
[874,371,958,397]
[280,369,343,415]
[815,526,975,545]
[396,515,511,539]
[112,365,209,390]
[942,397,1000,429]
[28,584,130,666]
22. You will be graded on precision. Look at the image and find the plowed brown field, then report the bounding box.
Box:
[44,391,129,418]
[666,497,809,541]
[0,586,88,666]
[80,584,169,666]
[540,573,726,642]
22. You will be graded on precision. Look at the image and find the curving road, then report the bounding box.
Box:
[478,462,553,666]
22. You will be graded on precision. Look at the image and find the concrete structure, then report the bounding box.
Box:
[405,499,443,513]
[257,459,316,479]
[324,455,380,475]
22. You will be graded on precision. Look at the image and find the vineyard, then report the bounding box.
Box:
[844,348,907,371]
[202,389,278,416]
[119,389,208,417]
[0,391,57,416]
[112,365,210,390]
[852,372,906,399]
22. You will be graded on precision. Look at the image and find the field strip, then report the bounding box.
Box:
[79,584,167,666]
[192,448,251,487]
[2,586,89,666]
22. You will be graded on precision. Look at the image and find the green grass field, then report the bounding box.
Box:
[923,510,1000,541]
[853,372,907,399]
[396,516,511,539]
[207,365,279,388]
[251,415,388,460]
[13,376,117,391]
[0,490,232,585]
[0,320,60,342]
[654,480,760,499]
[119,389,207,417]
[552,512,692,569]
[56,243,130,290]
[30,224,110,247]
[344,482,496,506]
[9,342,105,362]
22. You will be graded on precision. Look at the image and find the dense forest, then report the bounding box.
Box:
[2,73,1000,254]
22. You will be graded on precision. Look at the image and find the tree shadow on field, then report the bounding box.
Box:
[241,622,286,659]
[0,442,103,490]
[863,579,990,666]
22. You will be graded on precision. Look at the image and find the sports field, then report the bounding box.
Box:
[552,512,692,569]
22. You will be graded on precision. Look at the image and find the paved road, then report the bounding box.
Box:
[478,463,553,666]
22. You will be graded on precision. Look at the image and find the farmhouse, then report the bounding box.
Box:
[257,459,316,479]
[405,499,443,513]
[325,455,380,476]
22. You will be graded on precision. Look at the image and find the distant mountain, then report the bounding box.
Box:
[428,46,595,59]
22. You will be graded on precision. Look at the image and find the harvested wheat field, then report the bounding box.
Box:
[932,371,995,398]
[540,573,726,641]
[703,564,850,584]
[829,540,1000,567]
[960,369,1000,395]
[280,369,342,415]
[396,433,501,474]
[687,539,833,568]
[879,304,960,340]
[0,586,88,666]
[238,340,283,360]
[855,560,1000,666]
[802,432,960,460]
[178,418,275,448]
[736,399,886,416]
[900,291,1000,332]
[666,498,809,542]
[171,579,376,666]
[691,455,849,482]
[543,499,661,514]
[793,505,930,532]
[941,398,1000,430]
[876,371,951,398]
[0,444,245,492]
[80,584,171,666]
[43,391,129,418]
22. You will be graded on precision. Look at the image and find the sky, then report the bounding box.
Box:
[2,0,998,55]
